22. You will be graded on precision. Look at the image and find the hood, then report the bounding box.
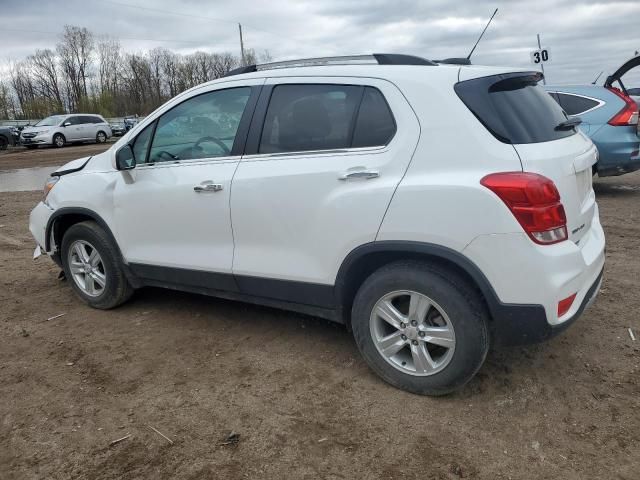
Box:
[605,55,640,88]
[22,125,52,134]
[52,156,92,177]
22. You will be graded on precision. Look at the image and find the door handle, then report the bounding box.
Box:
[194,183,223,192]
[338,169,379,181]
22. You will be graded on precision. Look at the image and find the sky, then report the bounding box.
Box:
[1,0,639,86]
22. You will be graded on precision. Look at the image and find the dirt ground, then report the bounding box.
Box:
[0,146,638,479]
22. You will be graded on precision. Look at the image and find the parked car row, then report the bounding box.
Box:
[19,114,112,149]
[30,53,605,395]
[0,114,144,150]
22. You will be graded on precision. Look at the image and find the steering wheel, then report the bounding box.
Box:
[193,136,230,155]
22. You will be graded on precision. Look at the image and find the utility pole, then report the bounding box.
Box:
[238,23,246,66]
[537,33,546,85]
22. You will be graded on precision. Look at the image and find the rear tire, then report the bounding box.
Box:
[53,133,65,148]
[0,136,8,150]
[351,261,490,396]
[61,221,133,309]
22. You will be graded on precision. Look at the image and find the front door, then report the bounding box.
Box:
[63,116,83,141]
[230,78,420,301]
[113,82,260,282]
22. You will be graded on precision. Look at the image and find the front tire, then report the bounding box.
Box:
[351,261,490,396]
[53,133,65,148]
[61,221,133,309]
[96,131,107,143]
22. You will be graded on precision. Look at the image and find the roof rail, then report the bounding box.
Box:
[435,58,472,65]
[223,53,437,77]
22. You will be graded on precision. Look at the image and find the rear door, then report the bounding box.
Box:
[456,71,596,244]
[230,78,420,297]
[79,116,96,139]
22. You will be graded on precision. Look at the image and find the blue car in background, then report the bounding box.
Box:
[545,55,640,177]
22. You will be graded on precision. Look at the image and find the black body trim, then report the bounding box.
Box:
[235,275,335,308]
[51,157,92,177]
[335,241,519,320]
[129,263,240,293]
[492,269,603,346]
[243,84,274,155]
[128,264,338,322]
[373,53,437,66]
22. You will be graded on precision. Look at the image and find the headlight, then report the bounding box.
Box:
[43,176,59,201]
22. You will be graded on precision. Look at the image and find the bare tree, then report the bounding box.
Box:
[97,38,121,96]
[27,49,64,111]
[2,24,256,119]
[57,25,94,111]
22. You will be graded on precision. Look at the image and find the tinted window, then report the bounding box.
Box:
[259,84,361,153]
[148,87,250,163]
[556,93,599,115]
[65,116,81,126]
[132,122,154,165]
[455,72,574,144]
[352,87,396,147]
[79,116,93,124]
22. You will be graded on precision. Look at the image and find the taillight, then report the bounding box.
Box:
[481,172,568,245]
[606,87,639,126]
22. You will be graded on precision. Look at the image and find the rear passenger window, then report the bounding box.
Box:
[259,84,361,153]
[352,87,396,147]
[556,93,599,116]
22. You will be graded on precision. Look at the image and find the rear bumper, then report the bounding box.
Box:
[490,268,603,345]
[463,206,606,346]
[592,126,640,176]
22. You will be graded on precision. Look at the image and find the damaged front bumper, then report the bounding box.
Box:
[29,201,54,257]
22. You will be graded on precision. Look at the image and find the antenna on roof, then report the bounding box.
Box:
[467,8,498,61]
[591,71,604,85]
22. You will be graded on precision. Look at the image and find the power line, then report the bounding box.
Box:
[76,0,314,48]
[1,27,238,47]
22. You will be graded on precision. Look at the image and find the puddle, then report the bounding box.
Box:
[0,166,60,192]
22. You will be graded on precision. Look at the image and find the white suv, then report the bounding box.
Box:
[29,54,605,395]
[21,114,111,148]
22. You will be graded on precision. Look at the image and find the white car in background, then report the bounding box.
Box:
[20,114,112,149]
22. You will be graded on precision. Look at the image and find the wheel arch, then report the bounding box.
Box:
[335,241,502,326]
[46,207,121,258]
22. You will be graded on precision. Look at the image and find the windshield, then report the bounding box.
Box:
[35,115,66,127]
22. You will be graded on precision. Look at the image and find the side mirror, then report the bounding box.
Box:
[63,122,71,127]
[116,144,136,171]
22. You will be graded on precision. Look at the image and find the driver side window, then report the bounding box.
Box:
[147,87,251,163]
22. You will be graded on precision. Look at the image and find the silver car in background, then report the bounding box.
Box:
[20,114,112,149]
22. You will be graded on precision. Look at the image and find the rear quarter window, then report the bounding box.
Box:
[455,72,574,144]
[555,93,600,116]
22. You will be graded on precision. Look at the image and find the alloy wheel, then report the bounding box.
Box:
[370,290,456,376]
[67,240,107,297]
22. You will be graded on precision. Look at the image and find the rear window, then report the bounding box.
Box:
[455,72,575,144]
